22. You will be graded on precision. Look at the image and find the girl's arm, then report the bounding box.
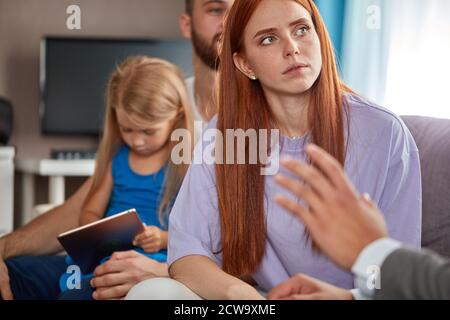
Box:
[169,255,265,300]
[79,162,113,226]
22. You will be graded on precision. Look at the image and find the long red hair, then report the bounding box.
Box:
[216,0,351,277]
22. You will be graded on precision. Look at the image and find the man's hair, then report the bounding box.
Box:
[185,0,194,16]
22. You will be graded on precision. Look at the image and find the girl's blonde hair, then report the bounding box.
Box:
[86,56,195,225]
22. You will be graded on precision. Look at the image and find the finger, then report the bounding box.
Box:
[133,231,147,243]
[140,239,159,248]
[0,262,14,300]
[134,227,151,242]
[134,235,157,247]
[93,259,129,277]
[286,293,322,300]
[141,244,159,253]
[91,271,131,289]
[305,144,357,195]
[110,250,139,261]
[0,279,14,300]
[93,284,131,300]
[267,281,299,300]
[134,228,156,243]
[274,175,324,215]
[279,158,334,200]
[274,195,317,232]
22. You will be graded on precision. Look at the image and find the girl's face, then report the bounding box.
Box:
[116,108,176,157]
[234,0,322,97]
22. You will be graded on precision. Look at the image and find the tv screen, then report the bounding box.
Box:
[40,37,193,135]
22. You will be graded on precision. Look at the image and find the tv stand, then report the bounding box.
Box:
[0,147,14,235]
[15,158,95,225]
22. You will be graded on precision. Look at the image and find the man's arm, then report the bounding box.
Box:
[0,177,92,259]
[270,144,450,300]
[375,247,450,300]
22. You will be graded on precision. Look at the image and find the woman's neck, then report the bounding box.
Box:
[265,90,311,138]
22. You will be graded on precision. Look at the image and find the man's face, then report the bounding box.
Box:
[181,0,235,70]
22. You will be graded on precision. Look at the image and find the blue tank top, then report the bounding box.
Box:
[106,145,167,229]
[59,145,168,293]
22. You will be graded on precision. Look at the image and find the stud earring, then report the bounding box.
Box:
[250,75,257,80]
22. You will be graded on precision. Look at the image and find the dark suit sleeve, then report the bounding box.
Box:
[374,247,450,300]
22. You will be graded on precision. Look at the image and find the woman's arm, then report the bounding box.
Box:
[169,255,265,300]
[79,163,113,226]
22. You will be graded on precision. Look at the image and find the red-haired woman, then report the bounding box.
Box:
[127,0,421,300]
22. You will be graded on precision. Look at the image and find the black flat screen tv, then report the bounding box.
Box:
[40,37,192,135]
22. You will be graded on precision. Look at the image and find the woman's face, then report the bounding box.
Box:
[234,0,322,96]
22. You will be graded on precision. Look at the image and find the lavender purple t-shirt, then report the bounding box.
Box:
[168,94,422,291]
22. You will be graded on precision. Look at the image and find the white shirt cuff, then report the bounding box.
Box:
[350,288,371,300]
[351,238,403,298]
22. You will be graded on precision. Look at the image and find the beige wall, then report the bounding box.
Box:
[0,0,185,158]
[0,0,187,226]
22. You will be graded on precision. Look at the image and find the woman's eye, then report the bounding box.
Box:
[261,36,275,45]
[295,26,309,37]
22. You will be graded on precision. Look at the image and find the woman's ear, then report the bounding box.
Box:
[233,52,257,80]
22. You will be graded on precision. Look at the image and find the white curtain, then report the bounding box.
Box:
[341,0,450,119]
[383,0,450,118]
[340,0,393,105]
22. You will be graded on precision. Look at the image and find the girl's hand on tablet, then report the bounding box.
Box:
[133,225,167,253]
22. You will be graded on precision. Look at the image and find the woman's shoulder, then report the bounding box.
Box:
[345,93,419,155]
[346,94,412,137]
[345,94,404,127]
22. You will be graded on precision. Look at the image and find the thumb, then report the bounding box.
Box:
[0,279,14,300]
[0,260,14,300]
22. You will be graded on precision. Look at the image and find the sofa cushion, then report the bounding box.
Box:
[401,116,450,257]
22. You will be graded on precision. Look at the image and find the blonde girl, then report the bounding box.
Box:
[59,56,194,299]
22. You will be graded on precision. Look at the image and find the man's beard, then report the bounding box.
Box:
[191,27,221,71]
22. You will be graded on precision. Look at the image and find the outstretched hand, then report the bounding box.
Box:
[274,144,388,270]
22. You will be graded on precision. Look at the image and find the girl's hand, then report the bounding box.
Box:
[133,225,167,253]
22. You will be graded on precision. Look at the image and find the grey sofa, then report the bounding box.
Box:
[402,116,450,258]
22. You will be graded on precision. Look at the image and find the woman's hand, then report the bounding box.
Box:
[267,273,352,300]
[133,225,167,253]
[91,250,168,300]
